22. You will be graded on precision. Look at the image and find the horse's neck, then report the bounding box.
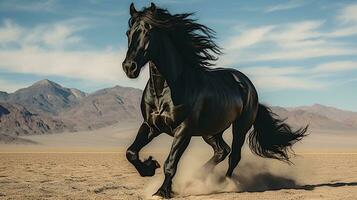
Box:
[149,62,168,97]
[150,34,198,104]
[152,34,186,88]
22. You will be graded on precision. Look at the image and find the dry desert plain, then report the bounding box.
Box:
[1,123,357,200]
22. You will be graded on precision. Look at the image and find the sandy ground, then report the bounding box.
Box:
[0,152,357,200]
[0,124,357,199]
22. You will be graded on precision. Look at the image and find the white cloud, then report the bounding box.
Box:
[220,18,357,64]
[234,60,357,91]
[0,18,90,49]
[312,61,357,73]
[224,26,274,50]
[0,0,56,12]
[241,66,304,76]
[265,0,306,13]
[0,47,149,91]
[222,20,324,52]
[0,19,22,45]
[42,24,82,48]
[327,26,357,37]
[254,47,357,61]
[337,3,357,23]
[239,66,323,90]
[268,20,324,48]
[247,75,323,90]
[0,18,149,92]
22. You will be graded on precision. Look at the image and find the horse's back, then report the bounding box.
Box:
[186,67,252,135]
[204,66,259,116]
[204,67,256,95]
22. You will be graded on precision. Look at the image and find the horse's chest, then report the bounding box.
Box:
[146,100,186,135]
[147,102,174,133]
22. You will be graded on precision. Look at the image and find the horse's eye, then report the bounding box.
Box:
[144,23,151,29]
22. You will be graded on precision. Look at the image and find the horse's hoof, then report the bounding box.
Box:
[153,187,172,199]
[140,156,160,177]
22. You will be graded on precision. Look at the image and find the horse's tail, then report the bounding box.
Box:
[248,104,308,163]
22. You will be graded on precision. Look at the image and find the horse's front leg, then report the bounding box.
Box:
[126,123,160,177]
[154,125,191,199]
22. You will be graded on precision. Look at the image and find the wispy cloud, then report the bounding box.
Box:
[0,19,23,45]
[220,17,357,64]
[236,60,357,91]
[0,18,148,92]
[220,3,357,66]
[240,66,323,90]
[312,61,357,73]
[265,0,306,13]
[0,18,90,49]
[224,25,275,50]
[254,47,357,61]
[0,47,125,83]
[0,46,149,92]
[154,0,204,5]
[221,10,357,91]
[0,0,56,12]
[337,3,357,24]
[0,0,125,17]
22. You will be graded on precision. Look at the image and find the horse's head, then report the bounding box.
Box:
[122,3,221,79]
[122,3,157,79]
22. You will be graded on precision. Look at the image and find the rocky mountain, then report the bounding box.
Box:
[0,133,37,144]
[0,80,142,139]
[0,91,8,101]
[3,79,86,115]
[0,102,69,137]
[61,85,142,130]
[272,106,357,131]
[288,104,357,128]
[0,79,356,143]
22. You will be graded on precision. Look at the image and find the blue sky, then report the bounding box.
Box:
[0,0,357,111]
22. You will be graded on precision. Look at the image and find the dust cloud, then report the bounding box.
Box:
[143,141,308,198]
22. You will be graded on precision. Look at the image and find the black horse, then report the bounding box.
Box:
[122,3,308,199]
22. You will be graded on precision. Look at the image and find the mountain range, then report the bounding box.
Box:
[0,79,142,143]
[0,79,356,143]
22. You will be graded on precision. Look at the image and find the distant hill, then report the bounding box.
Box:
[0,91,8,101]
[0,80,142,140]
[0,133,37,144]
[0,102,68,136]
[0,79,356,143]
[61,85,142,130]
[288,104,357,128]
[3,79,86,115]
[272,106,357,131]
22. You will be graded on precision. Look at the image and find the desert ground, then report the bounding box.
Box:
[1,124,357,200]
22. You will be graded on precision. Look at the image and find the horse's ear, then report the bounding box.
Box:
[150,2,156,12]
[130,3,137,17]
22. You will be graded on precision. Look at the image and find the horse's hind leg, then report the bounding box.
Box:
[226,117,254,177]
[202,132,230,172]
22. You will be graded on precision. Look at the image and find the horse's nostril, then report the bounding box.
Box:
[122,61,129,70]
[130,62,138,71]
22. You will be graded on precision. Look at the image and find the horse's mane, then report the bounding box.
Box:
[129,6,222,68]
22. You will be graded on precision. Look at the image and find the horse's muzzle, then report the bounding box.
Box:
[122,60,139,78]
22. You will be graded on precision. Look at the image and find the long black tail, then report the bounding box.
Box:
[248,104,308,163]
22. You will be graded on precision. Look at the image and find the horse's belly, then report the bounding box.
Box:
[193,97,243,135]
[193,113,236,135]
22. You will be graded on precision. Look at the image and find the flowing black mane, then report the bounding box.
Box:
[129,6,221,68]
